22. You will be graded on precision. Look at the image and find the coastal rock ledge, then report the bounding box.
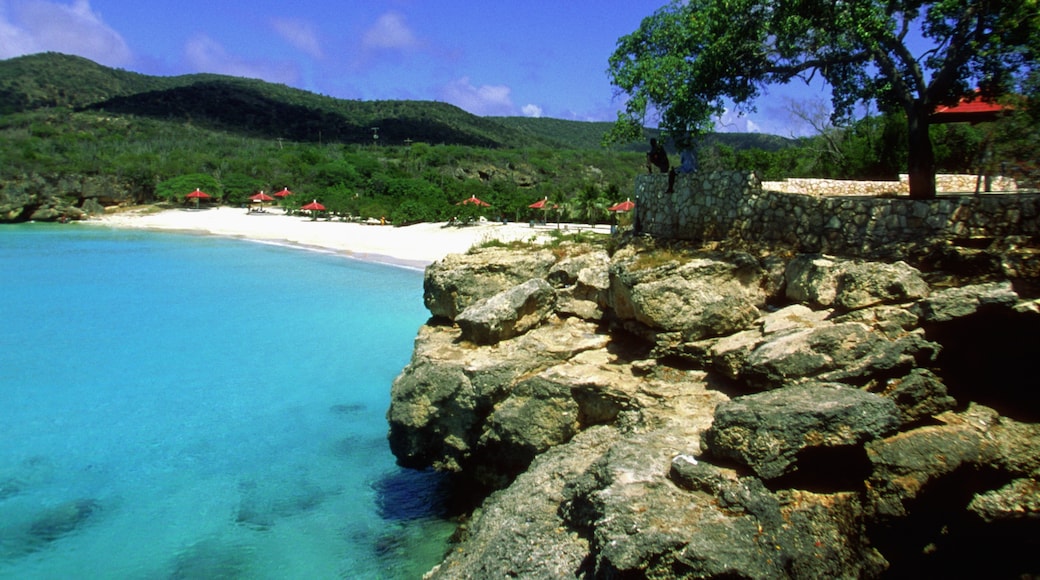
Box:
[387,241,1040,579]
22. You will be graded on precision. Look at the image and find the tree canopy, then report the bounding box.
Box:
[608,0,1040,198]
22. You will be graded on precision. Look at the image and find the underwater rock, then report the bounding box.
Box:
[235,479,332,530]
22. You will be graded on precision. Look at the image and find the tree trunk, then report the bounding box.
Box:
[905,103,937,200]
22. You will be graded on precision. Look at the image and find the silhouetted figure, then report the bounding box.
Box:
[646,138,669,174]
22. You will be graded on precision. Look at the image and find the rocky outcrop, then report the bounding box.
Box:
[387,239,1040,578]
[0,173,136,222]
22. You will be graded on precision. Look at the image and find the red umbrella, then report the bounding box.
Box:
[249,191,274,211]
[273,187,293,198]
[528,197,549,209]
[459,195,490,207]
[185,188,211,209]
[608,199,635,212]
[301,199,326,220]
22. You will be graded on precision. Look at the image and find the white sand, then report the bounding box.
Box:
[87,206,607,268]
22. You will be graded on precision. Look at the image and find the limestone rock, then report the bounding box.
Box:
[387,318,610,483]
[968,478,1040,523]
[865,404,1002,518]
[911,281,1020,323]
[548,248,610,321]
[425,427,621,579]
[741,321,939,389]
[785,254,839,305]
[702,383,902,480]
[456,278,557,345]
[423,247,558,320]
[786,254,930,309]
[609,251,766,341]
[878,368,958,424]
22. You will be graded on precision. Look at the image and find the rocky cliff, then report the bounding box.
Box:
[387,235,1040,578]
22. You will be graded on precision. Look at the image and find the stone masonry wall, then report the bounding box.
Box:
[761,174,1018,196]
[636,172,1040,257]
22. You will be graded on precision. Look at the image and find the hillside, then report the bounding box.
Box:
[0,53,550,148]
[0,53,794,151]
[493,116,796,152]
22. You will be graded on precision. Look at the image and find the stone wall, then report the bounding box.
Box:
[761,174,1018,196]
[636,172,1040,257]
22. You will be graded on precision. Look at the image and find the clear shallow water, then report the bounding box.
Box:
[0,224,453,579]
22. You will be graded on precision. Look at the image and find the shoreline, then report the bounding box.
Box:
[83,206,605,269]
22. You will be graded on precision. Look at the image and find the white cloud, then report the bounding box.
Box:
[521,104,543,118]
[0,0,132,65]
[362,11,419,52]
[185,34,298,85]
[271,18,323,59]
[439,77,515,116]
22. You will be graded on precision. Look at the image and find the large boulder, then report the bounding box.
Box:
[609,251,768,342]
[548,248,610,321]
[910,281,1019,323]
[456,278,557,345]
[423,247,558,320]
[786,254,930,310]
[740,321,940,389]
[702,383,902,480]
[387,318,611,483]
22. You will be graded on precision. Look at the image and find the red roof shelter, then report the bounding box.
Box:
[931,93,1010,124]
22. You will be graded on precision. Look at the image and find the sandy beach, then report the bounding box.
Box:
[87,206,608,268]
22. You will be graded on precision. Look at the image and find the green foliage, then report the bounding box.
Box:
[608,0,1040,198]
[156,174,220,203]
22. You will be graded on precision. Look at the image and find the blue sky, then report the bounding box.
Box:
[0,0,831,135]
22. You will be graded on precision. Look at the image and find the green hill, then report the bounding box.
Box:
[0,53,549,148]
[0,53,794,151]
[492,116,796,152]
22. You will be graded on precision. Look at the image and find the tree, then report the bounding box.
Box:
[608,0,1039,199]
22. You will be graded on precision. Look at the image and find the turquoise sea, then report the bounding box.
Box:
[0,224,454,579]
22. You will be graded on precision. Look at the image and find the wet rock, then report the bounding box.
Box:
[703,384,901,480]
[456,278,556,345]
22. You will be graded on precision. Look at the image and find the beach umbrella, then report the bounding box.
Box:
[528,196,551,224]
[185,188,211,209]
[301,199,326,220]
[273,187,294,198]
[249,191,274,211]
[608,199,635,212]
[458,195,490,207]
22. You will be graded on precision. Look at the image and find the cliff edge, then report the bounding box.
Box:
[388,236,1040,578]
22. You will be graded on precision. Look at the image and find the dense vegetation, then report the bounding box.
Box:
[607,0,1040,199]
[1,53,1036,225]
